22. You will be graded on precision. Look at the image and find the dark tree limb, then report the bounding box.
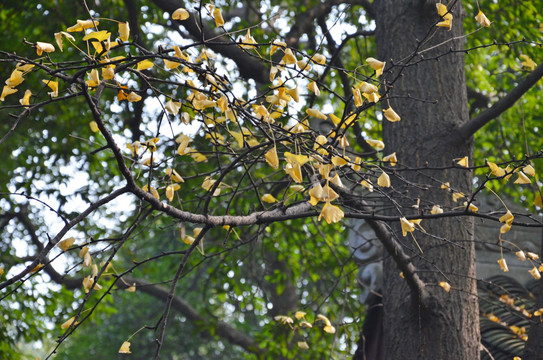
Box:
[453,61,543,143]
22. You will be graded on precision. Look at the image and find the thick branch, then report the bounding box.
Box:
[453,61,543,143]
[126,277,262,356]
[339,191,429,306]
[0,187,129,291]
[31,256,261,355]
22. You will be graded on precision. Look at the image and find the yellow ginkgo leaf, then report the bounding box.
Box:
[353,87,363,107]
[382,152,398,166]
[330,174,343,188]
[487,161,505,177]
[366,139,385,149]
[284,152,309,166]
[137,59,154,71]
[118,22,130,42]
[351,157,362,171]
[297,60,311,71]
[499,210,514,224]
[86,69,100,87]
[164,59,181,69]
[456,156,468,167]
[264,147,279,169]
[324,325,336,334]
[383,107,401,122]
[520,54,537,71]
[125,284,136,292]
[270,39,286,55]
[464,202,478,212]
[166,183,181,202]
[439,281,451,292]
[127,92,142,102]
[16,63,35,72]
[309,182,324,205]
[311,54,326,65]
[331,156,348,167]
[298,341,310,350]
[530,267,541,280]
[363,92,380,103]
[213,7,225,27]
[118,341,132,354]
[36,42,55,56]
[294,311,306,320]
[436,3,453,30]
[359,82,378,94]
[284,163,303,183]
[514,171,531,184]
[89,121,100,133]
[500,222,512,234]
[516,251,527,261]
[61,317,79,329]
[261,194,277,203]
[523,164,536,177]
[452,192,464,202]
[400,217,415,236]
[42,80,58,97]
[182,235,195,245]
[172,8,190,20]
[282,48,297,64]
[475,10,491,27]
[431,205,443,214]
[19,89,32,106]
[102,65,115,80]
[165,100,181,115]
[191,152,207,163]
[498,258,509,272]
[534,193,542,208]
[58,237,75,251]
[360,180,373,192]
[377,171,391,187]
[165,168,184,183]
[6,69,24,88]
[54,31,75,52]
[67,19,98,32]
[366,57,385,77]
[306,108,327,120]
[0,86,17,101]
[307,81,320,96]
[82,30,110,42]
[318,202,344,224]
[142,184,160,199]
[287,86,300,102]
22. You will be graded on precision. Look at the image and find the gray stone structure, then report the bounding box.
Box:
[349,195,542,303]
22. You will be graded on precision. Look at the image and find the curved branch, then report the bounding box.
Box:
[453,61,543,143]
[0,186,129,291]
[340,193,430,307]
[26,253,262,355]
[124,276,263,355]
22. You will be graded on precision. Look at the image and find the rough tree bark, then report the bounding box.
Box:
[374,0,480,359]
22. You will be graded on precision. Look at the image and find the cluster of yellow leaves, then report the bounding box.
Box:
[274,311,336,346]
[1,63,36,103]
[436,3,453,30]
[182,227,203,245]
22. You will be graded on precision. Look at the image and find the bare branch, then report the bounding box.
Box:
[453,61,543,143]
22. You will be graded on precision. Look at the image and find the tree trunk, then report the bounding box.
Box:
[374,1,480,359]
